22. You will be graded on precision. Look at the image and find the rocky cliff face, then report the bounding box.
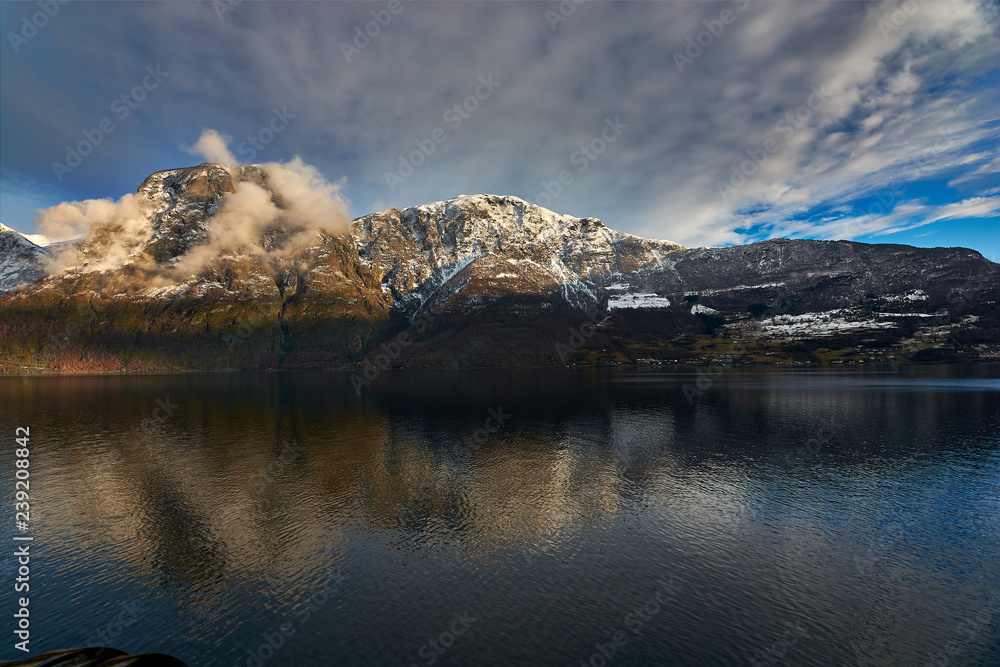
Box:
[0,223,48,293]
[0,164,398,372]
[1,163,997,373]
[353,194,681,315]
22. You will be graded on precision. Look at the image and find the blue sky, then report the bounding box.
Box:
[1,0,998,259]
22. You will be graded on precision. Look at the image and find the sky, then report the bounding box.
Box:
[1,0,998,259]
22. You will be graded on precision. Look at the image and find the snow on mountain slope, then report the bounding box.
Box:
[5,166,686,314]
[352,194,684,314]
[3,162,998,375]
[0,223,48,292]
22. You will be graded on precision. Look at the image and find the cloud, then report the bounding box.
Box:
[752,196,1000,243]
[919,196,1000,225]
[172,131,351,278]
[948,154,1000,188]
[2,0,998,256]
[22,234,52,247]
[184,129,238,166]
[171,180,280,276]
[34,193,156,273]
[259,156,350,234]
[35,129,351,282]
[627,0,999,248]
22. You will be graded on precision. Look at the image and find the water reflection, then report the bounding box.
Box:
[0,367,997,665]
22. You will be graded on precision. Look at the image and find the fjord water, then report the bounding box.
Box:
[1,367,998,666]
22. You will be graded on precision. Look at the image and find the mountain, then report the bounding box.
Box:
[354,194,681,314]
[1,163,997,373]
[0,223,48,293]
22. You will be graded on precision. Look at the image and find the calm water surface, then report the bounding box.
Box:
[1,366,998,666]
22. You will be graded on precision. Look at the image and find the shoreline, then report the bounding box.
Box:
[2,358,998,378]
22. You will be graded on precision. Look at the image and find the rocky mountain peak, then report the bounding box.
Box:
[137,163,268,200]
[2,162,998,373]
[351,193,684,314]
[136,163,276,261]
[0,223,47,292]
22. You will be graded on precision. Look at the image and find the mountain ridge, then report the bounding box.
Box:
[0,222,48,293]
[1,163,997,373]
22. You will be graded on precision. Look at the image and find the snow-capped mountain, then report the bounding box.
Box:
[1,163,997,373]
[0,223,48,293]
[353,194,682,315]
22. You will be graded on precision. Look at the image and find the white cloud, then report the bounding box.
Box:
[770,196,1000,242]
[184,129,238,166]
[3,0,998,252]
[635,0,999,247]
[34,193,156,273]
[172,131,351,279]
[948,153,1000,187]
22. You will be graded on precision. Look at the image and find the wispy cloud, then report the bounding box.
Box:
[758,196,1000,243]
[0,0,997,256]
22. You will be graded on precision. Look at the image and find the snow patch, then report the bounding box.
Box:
[875,312,941,318]
[885,289,928,302]
[608,292,671,310]
[754,310,896,336]
[698,282,786,295]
